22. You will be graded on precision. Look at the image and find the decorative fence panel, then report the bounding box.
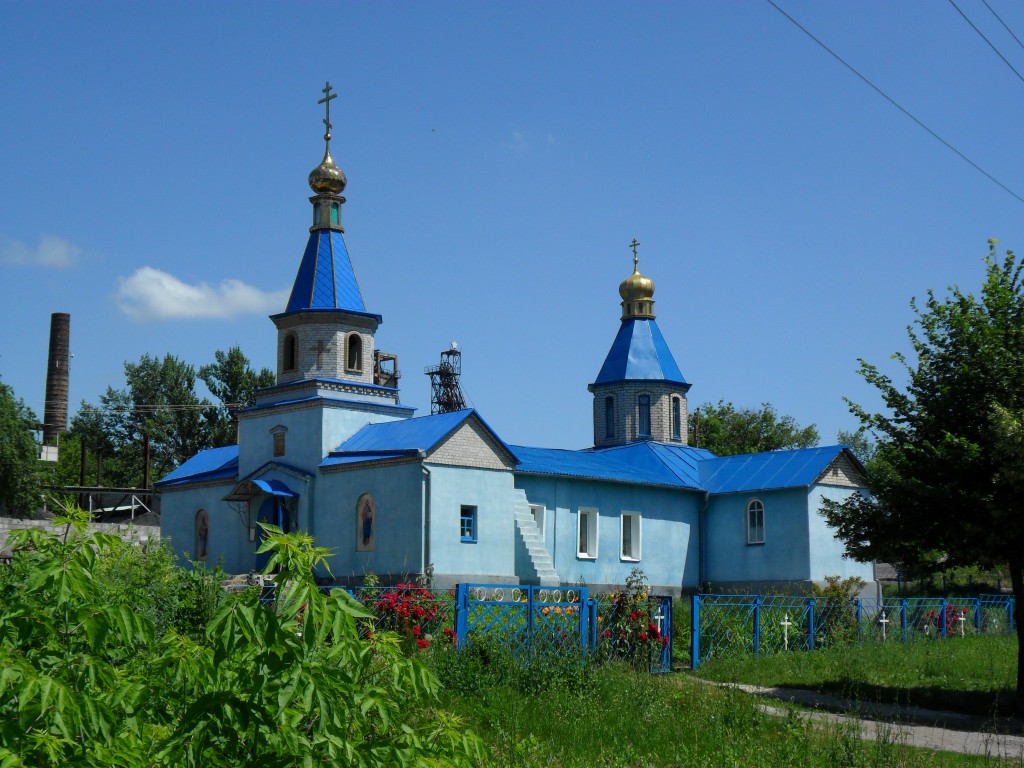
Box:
[692,593,1016,669]
[456,584,590,657]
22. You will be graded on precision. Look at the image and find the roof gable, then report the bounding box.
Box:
[324,409,518,469]
[593,318,687,386]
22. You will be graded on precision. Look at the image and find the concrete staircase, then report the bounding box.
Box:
[512,489,559,586]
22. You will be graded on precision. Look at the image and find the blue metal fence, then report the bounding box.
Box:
[238,581,673,672]
[692,593,1016,668]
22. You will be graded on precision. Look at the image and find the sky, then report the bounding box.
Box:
[2,1,1024,454]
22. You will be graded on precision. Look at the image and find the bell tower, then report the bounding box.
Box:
[270,82,400,395]
[588,240,691,447]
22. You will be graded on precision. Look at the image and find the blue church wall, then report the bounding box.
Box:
[160,482,255,574]
[425,464,518,587]
[238,408,326,479]
[514,475,700,593]
[703,488,811,586]
[313,462,424,583]
[807,485,874,583]
[237,401,409,480]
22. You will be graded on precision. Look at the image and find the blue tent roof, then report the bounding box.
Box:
[284,229,366,313]
[593,318,687,386]
[156,445,239,487]
[699,446,848,494]
[322,409,517,467]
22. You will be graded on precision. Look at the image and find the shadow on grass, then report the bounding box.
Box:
[805,680,1019,725]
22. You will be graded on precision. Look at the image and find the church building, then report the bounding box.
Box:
[157,86,874,595]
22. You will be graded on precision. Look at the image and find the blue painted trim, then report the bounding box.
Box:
[270,308,384,323]
[241,394,415,415]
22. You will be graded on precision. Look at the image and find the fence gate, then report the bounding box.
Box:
[455,584,591,656]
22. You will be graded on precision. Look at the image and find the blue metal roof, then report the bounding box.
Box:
[285,229,366,313]
[513,444,684,487]
[698,446,846,494]
[599,442,716,488]
[323,409,518,467]
[513,441,857,495]
[156,445,239,487]
[593,318,688,386]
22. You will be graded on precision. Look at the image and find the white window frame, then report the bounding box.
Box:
[746,498,765,545]
[529,503,546,542]
[620,511,642,561]
[577,507,598,559]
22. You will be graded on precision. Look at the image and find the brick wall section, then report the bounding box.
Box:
[274,313,378,386]
[814,452,865,488]
[591,382,688,447]
[428,419,517,470]
[0,517,160,553]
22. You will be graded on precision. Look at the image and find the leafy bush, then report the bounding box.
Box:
[0,509,486,767]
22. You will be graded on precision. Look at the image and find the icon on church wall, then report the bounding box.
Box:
[356,493,375,551]
[195,509,209,562]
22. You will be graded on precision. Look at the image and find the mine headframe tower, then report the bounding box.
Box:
[424,345,467,415]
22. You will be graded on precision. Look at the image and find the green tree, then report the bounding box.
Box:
[74,354,212,487]
[0,508,485,766]
[821,241,1024,705]
[199,346,274,446]
[0,379,42,516]
[688,400,819,456]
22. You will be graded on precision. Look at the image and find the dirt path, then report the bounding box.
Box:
[716,682,1024,758]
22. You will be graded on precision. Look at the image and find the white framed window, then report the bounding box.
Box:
[620,512,641,561]
[746,499,765,544]
[577,507,598,559]
[529,504,546,541]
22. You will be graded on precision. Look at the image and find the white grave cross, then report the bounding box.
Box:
[878,610,889,641]
[956,610,967,637]
[780,613,792,651]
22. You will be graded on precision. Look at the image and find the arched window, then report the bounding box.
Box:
[331,203,340,225]
[347,334,363,371]
[638,395,651,438]
[195,509,209,561]
[605,396,615,438]
[746,499,765,544]
[671,397,682,441]
[283,333,296,371]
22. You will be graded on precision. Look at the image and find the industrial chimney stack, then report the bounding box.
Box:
[42,312,70,446]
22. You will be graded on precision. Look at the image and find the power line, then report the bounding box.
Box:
[948,0,1024,85]
[981,0,1024,54]
[764,0,1024,206]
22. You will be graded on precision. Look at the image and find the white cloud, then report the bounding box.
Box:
[116,266,289,321]
[505,130,529,153]
[2,235,81,267]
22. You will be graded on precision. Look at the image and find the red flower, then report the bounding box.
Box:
[413,624,421,636]
[629,611,639,621]
[603,629,612,637]
[416,638,429,649]
[639,632,648,642]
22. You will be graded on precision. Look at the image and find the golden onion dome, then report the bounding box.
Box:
[619,262,655,303]
[308,147,347,195]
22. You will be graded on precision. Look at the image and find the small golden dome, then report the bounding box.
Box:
[619,263,655,302]
[308,147,347,195]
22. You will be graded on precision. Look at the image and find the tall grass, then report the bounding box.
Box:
[428,642,1014,767]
